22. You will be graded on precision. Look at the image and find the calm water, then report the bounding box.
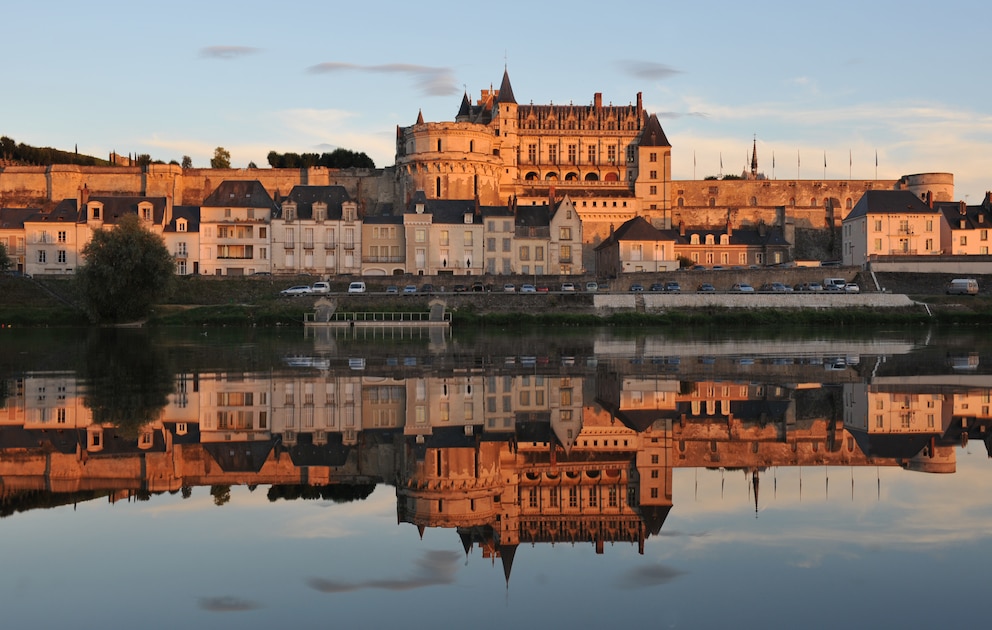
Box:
[1,325,991,629]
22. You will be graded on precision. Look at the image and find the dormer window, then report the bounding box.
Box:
[720,234,729,245]
[705,234,715,245]
[690,234,700,245]
[464,213,472,224]
[177,219,187,233]
[285,207,295,222]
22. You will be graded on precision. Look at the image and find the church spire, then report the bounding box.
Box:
[750,135,758,177]
[416,109,424,125]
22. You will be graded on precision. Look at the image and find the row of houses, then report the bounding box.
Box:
[0,181,584,278]
[2,179,799,279]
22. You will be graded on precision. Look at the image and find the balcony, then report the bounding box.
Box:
[302,241,314,250]
[284,242,295,249]
[363,256,405,263]
[324,241,337,250]
[342,241,355,250]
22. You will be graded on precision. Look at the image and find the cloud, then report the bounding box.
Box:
[199,46,260,60]
[307,550,461,593]
[616,563,687,588]
[658,111,710,120]
[307,62,458,96]
[620,61,682,81]
[198,596,261,612]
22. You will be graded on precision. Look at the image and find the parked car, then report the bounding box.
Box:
[629,283,644,292]
[585,281,599,292]
[452,284,468,293]
[649,283,664,292]
[503,283,516,293]
[347,281,367,294]
[731,283,755,293]
[280,285,312,297]
[760,282,790,292]
[536,286,550,293]
[420,283,435,294]
[697,283,716,292]
[520,284,537,293]
[665,282,681,293]
[311,281,330,294]
[845,283,861,293]
[385,285,399,294]
[471,282,486,292]
[561,282,576,292]
[946,278,979,295]
[403,284,418,294]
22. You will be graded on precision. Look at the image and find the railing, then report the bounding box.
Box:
[363,256,406,263]
[305,311,450,325]
[302,241,314,249]
[888,249,918,255]
[324,242,336,249]
[342,241,355,249]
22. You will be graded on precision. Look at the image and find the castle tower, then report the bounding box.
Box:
[494,68,520,202]
[633,113,673,227]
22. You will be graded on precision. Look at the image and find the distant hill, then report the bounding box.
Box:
[1,135,113,167]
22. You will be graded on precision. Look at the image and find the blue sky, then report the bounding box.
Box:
[5,0,990,203]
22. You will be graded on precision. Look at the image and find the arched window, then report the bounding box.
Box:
[750,196,757,206]
[709,198,716,207]
[525,172,538,181]
[584,173,599,181]
[690,234,700,244]
[565,172,578,181]
[469,140,474,153]
[846,198,853,209]
[545,172,558,180]
[678,198,684,207]
[436,177,441,197]
[811,198,818,206]
[437,139,442,152]
[705,234,715,245]
[789,197,796,207]
[604,172,619,181]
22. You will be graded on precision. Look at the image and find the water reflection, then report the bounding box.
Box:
[3,328,990,555]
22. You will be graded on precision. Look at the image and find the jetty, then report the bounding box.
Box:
[304,297,451,330]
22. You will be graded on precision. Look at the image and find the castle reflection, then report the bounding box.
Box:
[3,332,991,577]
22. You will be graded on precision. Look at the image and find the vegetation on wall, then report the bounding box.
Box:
[210,146,231,169]
[0,135,111,166]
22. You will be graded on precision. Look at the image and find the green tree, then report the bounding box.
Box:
[0,242,11,271]
[76,214,174,323]
[210,146,231,169]
[181,155,192,169]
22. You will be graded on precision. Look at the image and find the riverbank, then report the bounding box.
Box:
[2,273,991,328]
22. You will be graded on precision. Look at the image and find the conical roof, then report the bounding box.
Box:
[496,68,516,104]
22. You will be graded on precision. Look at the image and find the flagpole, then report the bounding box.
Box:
[849,149,852,180]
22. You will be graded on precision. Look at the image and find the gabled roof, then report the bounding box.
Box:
[844,189,936,221]
[515,204,551,228]
[202,180,276,209]
[595,215,679,250]
[281,185,351,220]
[638,113,671,147]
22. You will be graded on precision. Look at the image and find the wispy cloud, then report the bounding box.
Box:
[616,563,687,588]
[198,596,262,612]
[307,62,458,96]
[307,550,461,593]
[658,111,709,120]
[199,46,260,60]
[619,60,682,81]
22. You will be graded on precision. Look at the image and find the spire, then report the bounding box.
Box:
[638,114,671,147]
[456,91,471,120]
[496,68,516,105]
[750,135,758,177]
[499,544,518,587]
[416,109,424,125]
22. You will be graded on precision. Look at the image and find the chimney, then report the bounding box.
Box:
[960,201,966,215]
[165,193,173,226]
[926,190,933,208]
[636,92,642,115]
[679,220,685,237]
[594,93,602,109]
[726,217,733,237]
[609,223,615,237]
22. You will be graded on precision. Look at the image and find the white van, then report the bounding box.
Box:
[347,281,367,294]
[823,278,846,290]
[946,278,979,295]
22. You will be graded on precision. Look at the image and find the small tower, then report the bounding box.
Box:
[750,136,759,179]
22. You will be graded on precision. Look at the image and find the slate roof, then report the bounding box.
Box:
[203,439,275,473]
[515,204,551,228]
[638,113,671,147]
[594,215,682,250]
[496,68,517,104]
[280,185,351,220]
[935,201,992,230]
[163,205,200,233]
[682,226,790,247]
[202,180,276,209]
[844,189,936,221]
[25,198,79,224]
[0,207,40,229]
[405,194,484,224]
[85,195,168,225]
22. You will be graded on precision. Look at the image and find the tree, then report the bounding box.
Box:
[181,155,192,169]
[76,214,175,323]
[210,146,231,169]
[0,242,11,271]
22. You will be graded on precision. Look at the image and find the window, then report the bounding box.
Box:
[535,246,544,261]
[527,144,536,162]
[440,230,449,246]
[649,185,657,195]
[926,220,933,232]
[649,152,657,162]
[57,230,66,243]
[568,144,577,163]
[560,245,571,261]
[502,238,511,252]
[559,227,572,241]
[57,250,66,263]
[874,238,882,251]
[874,220,883,231]
[608,146,616,162]
[961,236,968,246]
[415,228,426,243]
[464,231,473,246]
[38,250,46,263]
[549,145,557,164]
[519,246,529,261]
[587,146,596,163]
[649,170,657,179]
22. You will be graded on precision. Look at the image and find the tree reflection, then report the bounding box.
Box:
[80,328,174,438]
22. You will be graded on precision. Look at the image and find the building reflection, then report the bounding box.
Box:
[3,346,992,576]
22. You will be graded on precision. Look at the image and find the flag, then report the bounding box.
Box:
[693,151,696,167]
[849,150,852,167]
[772,151,775,169]
[720,152,723,170]
[824,151,827,168]
[875,150,878,167]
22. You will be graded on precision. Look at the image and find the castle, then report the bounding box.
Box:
[0,69,958,275]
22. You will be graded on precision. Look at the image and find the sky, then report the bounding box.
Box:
[4,0,991,204]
